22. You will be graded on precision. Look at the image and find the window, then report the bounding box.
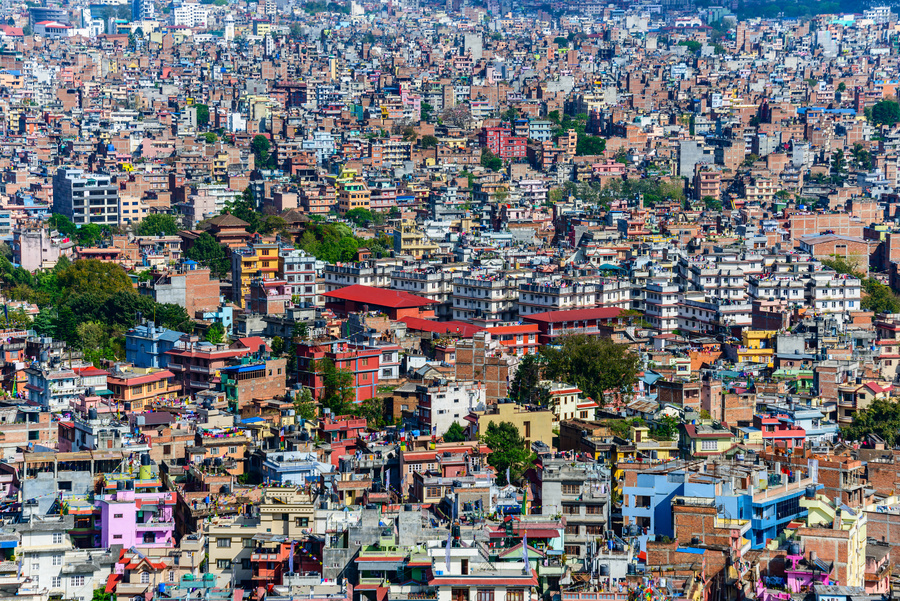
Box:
[143,532,155,544]
[216,560,231,570]
[113,535,123,540]
[168,572,175,583]
[114,513,124,519]
[476,590,493,601]
[52,555,62,566]
[507,591,525,601]
[71,576,85,587]
[140,573,150,584]
[243,539,255,548]
[561,484,579,495]
[564,545,580,556]
[701,439,717,451]
[565,525,578,535]
[228,447,237,454]
[241,559,251,570]
[217,538,232,548]
[28,430,39,441]
[52,533,63,544]
[295,517,309,527]
[52,577,61,589]
[562,505,579,514]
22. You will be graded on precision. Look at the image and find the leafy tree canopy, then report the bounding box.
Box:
[540,335,640,405]
[482,421,536,485]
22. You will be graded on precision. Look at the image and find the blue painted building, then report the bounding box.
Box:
[622,462,821,549]
[125,323,184,368]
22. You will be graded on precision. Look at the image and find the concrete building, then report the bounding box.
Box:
[52,167,119,227]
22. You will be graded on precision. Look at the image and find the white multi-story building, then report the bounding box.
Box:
[390,268,454,319]
[278,248,317,306]
[644,283,681,333]
[452,273,519,324]
[172,3,208,27]
[12,515,112,601]
[322,260,401,293]
[677,292,753,335]
[807,273,861,314]
[518,280,597,316]
[415,381,486,437]
[52,167,119,227]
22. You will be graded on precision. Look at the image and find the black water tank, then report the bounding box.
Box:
[116,480,125,491]
[141,453,151,466]
[599,565,610,577]
[88,408,98,420]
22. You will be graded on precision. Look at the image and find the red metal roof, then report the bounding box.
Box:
[398,316,483,337]
[525,307,624,323]
[324,285,437,308]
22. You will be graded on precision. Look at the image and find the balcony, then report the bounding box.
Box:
[136,520,175,530]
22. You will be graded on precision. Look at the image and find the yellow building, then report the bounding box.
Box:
[337,178,371,214]
[231,241,279,308]
[733,330,777,367]
[392,219,438,258]
[469,402,554,449]
[798,493,867,587]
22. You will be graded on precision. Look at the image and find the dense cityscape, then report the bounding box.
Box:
[0,2,897,601]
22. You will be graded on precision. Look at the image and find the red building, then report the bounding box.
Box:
[486,323,541,356]
[478,126,527,160]
[323,285,437,319]
[296,340,382,402]
[318,414,367,466]
[523,307,626,344]
[753,413,806,449]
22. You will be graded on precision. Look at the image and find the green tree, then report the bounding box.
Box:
[678,40,702,53]
[501,107,519,122]
[56,260,134,300]
[185,232,230,279]
[481,148,503,171]
[444,421,467,442]
[509,353,546,405]
[837,82,847,92]
[205,321,225,344]
[420,135,439,148]
[293,387,317,421]
[482,421,536,485]
[261,215,289,237]
[202,132,218,144]
[75,223,105,247]
[420,102,434,122]
[702,195,723,211]
[271,336,285,355]
[0,306,31,330]
[576,135,606,156]
[225,189,262,233]
[195,103,210,127]
[135,213,180,236]
[31,307,56,337]
[842,398,900,446]
[831,149,847,184]
[48,213,77,237]
[851,142,872,171]
[649,415,679,441]
[250,134,272,168]
[541,335,640,405]
[319,358,355,415]
[156,303,193,332]
[345,208,374,226]
[871,99,900,126]
[553,36,568,47]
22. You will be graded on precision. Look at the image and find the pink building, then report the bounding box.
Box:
[96,456,177,549]
[753,414,806,449]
